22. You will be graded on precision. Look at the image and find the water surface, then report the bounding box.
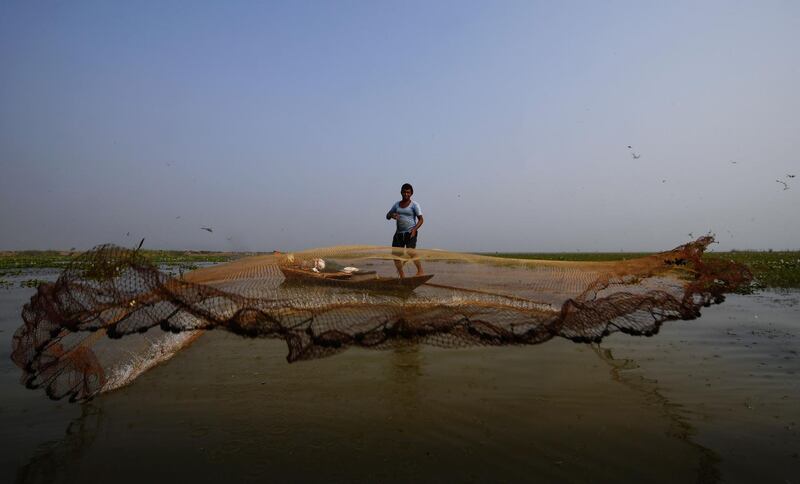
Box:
[1,271,797,483]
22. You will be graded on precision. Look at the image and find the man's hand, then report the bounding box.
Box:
[410,228,417,238]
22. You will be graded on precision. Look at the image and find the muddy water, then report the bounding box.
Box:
[1,271,797,483]
[604,290,800,482]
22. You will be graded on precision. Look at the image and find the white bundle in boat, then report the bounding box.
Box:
[309,258,326,273]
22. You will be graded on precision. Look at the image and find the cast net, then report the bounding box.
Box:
[11,236,751,401]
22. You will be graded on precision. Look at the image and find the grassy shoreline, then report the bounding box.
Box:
[0,249,244,270]
[487,251,800,290]
[0,250,246,288]
[1,249,798,290]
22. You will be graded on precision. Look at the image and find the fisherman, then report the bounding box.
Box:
[386,183,424,277]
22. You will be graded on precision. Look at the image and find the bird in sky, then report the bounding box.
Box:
[201,227,213,233]
[775,180,789,190]
[632,152,641,160]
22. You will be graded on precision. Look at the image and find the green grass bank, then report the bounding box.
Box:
[486,251,800,290]
[1,249,798,290]
[0,250,242,271]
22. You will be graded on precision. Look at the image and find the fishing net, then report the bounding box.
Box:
[11,236,751,401]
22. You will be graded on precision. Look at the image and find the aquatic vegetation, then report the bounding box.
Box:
[491,251,800,290]
[19,279,48,288]
[0,250,240,270]
[704,251,800,290]
[0,251,74,270]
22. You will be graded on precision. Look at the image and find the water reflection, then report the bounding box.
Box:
[591,344,721,483]
[388,343,423,414]
[16,405,102,484]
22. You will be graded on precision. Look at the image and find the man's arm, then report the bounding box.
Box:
[386,204,398,220]
[411,215,424,236]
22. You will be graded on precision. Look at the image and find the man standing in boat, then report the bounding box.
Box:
[386,183,424,278]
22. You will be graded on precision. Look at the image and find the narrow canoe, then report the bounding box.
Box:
[279,266,433,292]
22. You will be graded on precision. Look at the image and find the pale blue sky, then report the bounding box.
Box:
[1,1,798,252]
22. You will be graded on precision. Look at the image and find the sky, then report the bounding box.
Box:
[1,1,798,252]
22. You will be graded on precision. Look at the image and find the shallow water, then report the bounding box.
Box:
[1,270,798,483]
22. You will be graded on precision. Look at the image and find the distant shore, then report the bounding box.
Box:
[1,249,797,290]
[0,249,245,269]
[488,251,800,290]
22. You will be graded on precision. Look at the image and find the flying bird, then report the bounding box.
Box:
[126,232,130,237]
[175,216,181,219]
[776,180,790,190]
[788,174,796,178]
[201,227,213,233]
[136,238,145,251]
[632,153,641,160]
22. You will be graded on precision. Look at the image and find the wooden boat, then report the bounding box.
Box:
[279,266,433,292]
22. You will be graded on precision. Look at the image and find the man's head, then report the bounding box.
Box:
[400,183,413,200]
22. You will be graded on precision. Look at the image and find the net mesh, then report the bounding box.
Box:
[11,236,751,401]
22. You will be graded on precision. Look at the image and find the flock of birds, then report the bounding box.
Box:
[729,160,793,191]
[627,145,794,191]
[624,145,794,244]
